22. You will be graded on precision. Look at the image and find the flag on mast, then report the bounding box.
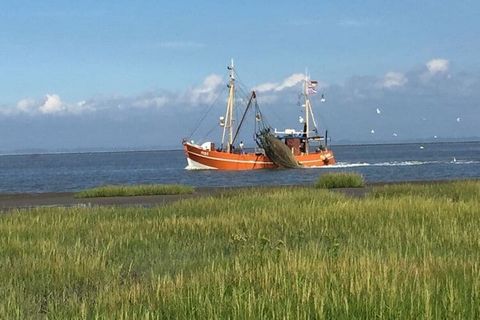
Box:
[307,80,318,95]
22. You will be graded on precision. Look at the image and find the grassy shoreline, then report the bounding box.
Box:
[75,184,195,198]
[1,177,478,197]
[1,180,479,318]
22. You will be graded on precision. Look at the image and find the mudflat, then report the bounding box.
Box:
[0,185,372,211]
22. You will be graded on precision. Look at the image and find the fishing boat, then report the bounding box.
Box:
[183,61,335,170]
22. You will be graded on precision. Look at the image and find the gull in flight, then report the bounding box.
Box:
[376,108,381,114]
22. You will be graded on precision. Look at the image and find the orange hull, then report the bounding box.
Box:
[183,143,335,170]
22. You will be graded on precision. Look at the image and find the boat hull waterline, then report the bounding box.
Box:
[184,143,335,170]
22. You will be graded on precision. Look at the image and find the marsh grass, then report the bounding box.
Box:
[75,184,194,198]
[315,172,365,188]
[1,181,479,318]
[372,180,480,202]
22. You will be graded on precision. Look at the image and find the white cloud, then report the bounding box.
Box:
[9,94,95,115]
[381,72,408,88]
[254,73,307,93]
[201,74,223,92]
[69,100,97,114]
[426,58,449,74]
[256,94,280,105]
[420,58,450,82]
[39,94,64,114]
[132,96,169,109]
[188,74,223,105]
[16,98,37,113]
[254,82,278,93]
[275,73,305,91]
[2,74,223,117]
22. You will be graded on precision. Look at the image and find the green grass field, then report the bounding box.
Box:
[1,180,479,318]
[75,184,194,198]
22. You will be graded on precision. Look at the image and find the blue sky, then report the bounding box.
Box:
[0,1,479,151]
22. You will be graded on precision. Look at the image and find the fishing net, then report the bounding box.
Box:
[256,128,301,168]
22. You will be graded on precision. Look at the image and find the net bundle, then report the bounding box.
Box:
[256,129,301,169]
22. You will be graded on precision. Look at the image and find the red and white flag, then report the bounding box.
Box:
[307,80,318,94]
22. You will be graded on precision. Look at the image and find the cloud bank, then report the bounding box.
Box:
[2,74,224,117]
[1,57,479,151]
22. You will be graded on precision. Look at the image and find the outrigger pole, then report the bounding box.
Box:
[232,91,256,146]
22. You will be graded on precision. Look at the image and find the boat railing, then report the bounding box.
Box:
[226,147,265,155]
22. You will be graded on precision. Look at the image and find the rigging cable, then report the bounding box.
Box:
[236,69,290,130]
[199,123,221,143]
[186,87,223,139]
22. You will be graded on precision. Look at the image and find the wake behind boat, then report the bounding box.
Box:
[183,60,335,170]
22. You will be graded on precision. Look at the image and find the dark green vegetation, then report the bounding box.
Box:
[315,172,365,188]
[75,184,194,198]
[1,180,479,318]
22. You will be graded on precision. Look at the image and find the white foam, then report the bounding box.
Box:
[325,162,371,168]
[311,159,480,169]
[312,160,442,169]
[373,160,430,166]
[451,160,480,165]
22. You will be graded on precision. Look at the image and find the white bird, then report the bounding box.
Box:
[420,145,424,149]
[453,157,457,163]
[434,135,438,139]
[376,108,381,114]
[456,117,461,122]
[393,133,398,137]
[298,116,304,123]
[370,129,375,134]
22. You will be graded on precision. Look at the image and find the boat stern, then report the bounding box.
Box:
[323,149,336,165]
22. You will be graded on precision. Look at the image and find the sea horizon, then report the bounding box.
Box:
[1,137,480,156]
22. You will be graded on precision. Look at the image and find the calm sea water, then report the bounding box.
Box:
[0,142,479,193]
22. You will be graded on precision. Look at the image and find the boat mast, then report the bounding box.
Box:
[303,71,320,154]
[222,59,235,152]
[304,72,310,154]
